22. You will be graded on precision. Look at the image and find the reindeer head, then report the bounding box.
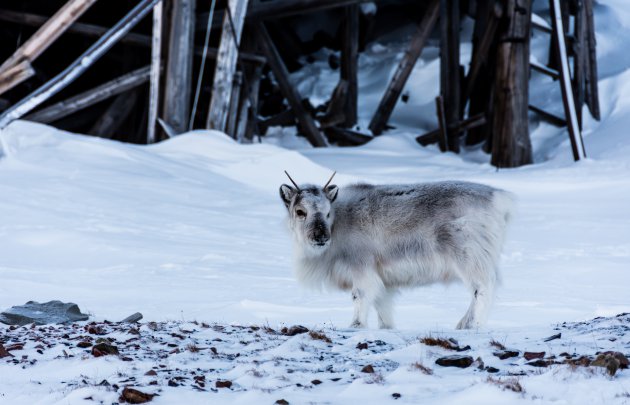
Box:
[279,171,339,253]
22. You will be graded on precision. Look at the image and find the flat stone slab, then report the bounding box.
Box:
[0,300,89,325]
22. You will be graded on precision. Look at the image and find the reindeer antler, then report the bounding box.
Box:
[284,170,301,191]
[323,171,337,189]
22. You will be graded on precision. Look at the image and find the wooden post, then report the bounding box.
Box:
[341,4,359,128]
[0,0,160,135]
[207,0,250,132]
[148,0,163,144]
[491,0,533,168]
[242,64,264,141]
[369,0,439,135]
[435,96,449,152]
[583,0,600,120]
[90,90,140,139]
[0,61,35,96]
[25,66,151,124]
[226,71,243,138]
[255,23,328,147]
[162,0,195,134]
[0,0,97,78]
[440,0,461,153]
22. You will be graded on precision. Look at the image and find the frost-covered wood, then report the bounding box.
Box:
[207,0,250,132]
[147,0,163,144]
[0,61,35,96]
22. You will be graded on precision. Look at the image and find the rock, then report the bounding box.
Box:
[435,355,474,368]
[282,325,309,336]
[311,379,322,385]
[119,387,154,404]
[493,350,519,360]
[0,343,14,358]
[361,364,375,373]
[215,380,232,388]
[543,333,561,342]
[91,343,119,357]
[0,301,89,325]
[524,351,545,361]
[356,342,368,350]
[121,312,143,323]
[145,370,157,376]
[485,367,500,373]
[77,341,92,348]
[392,393,401,399]
[526,359,550,367]
[275,400,289,405]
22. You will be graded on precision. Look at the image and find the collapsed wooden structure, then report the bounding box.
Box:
[0,0,599,167]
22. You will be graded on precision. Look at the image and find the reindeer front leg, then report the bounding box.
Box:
[350,288,369,328]
[349,270,385,328]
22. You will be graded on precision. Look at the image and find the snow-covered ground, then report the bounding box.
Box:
[1,1,630,403]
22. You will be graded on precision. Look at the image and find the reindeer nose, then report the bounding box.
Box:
[313,232,330,245]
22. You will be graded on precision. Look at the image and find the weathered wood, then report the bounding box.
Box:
[573,0,586,129]
[440,0,461,153]
[207,0,250,132]
[90,90,140,138]
[528,104,567,127]
[0,0,160,136]
[25,66,151,124]
[583,0,600,120]
[491,0,533,168]
[226,71,244,138]
[324,126,373,146]
[550,0,586,160]
[0,61,35,96]
[147,0,163,144]
[255,23,327,147]
[530,61,559,79]
[368,0,439,135]
[0,0,98,77]
[162,0,195,134]
[319,80,349,129]
[435,95,449,152]
[341,4,359,127]
[416,113,486,147]
[243,64,263,141]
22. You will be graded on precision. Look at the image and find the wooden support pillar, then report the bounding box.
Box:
[0,61,35,96]
[491,0,533,168]
[147,0,163,144]
[369,0,439,135]
[255,23,327,147]
[573,0,586,129]
[207,0,250,132]
[90,90,140,139]
[341,4,359,128]
[162,0,195,134]
[440,0,462,153]
[583,0,600,120]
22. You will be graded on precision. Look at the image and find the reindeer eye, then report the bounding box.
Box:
[327,213,330,218]
[296,209,306,218]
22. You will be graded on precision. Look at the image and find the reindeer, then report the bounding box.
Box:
[279,171,515,329]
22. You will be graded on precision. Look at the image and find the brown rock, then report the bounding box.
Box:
[282,325,309,336]
[435,355,474,368]
[356,342,368,350]
[493,350,519,360]
[0,343,14,358]
[77,341,92,348]
[526,359,550,367]
[524,351,545,361]
[91,343,119,357]
[145,370,157,376]
[119,387,154,404]
[275,400,289,405]
[361,364,375,373]
[215,380,232,388]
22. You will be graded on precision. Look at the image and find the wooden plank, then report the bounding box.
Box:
[440,0,462,153]
[368,0,439,135]
[0,0,98,76]
[435,95,449,152]
[530,61,559,79]
[147,0,163,144]
[89,90,140,138]
[0,61,35,96]
[243,64,263,141]
[528,104,567,126]
[207,0,250,132]
[0,0,160,136]
[324,126,373,146]
[226,71,243,138]
[254,23,327,147]
[416,113,486,146]
[25,66,151,124]
[491,0,533,168]
[550,0,586,160]
[163,0,195,134]
[573,0,586,129]
[583,0,600,120]
[341,4,359,127]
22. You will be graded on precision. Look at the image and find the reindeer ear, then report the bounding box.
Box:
[279,184,296,208]
[325,185,338,203]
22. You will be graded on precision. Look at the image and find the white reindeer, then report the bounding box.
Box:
[279,171,514,329]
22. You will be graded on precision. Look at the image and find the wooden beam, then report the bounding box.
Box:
[440,0,461,153]
[162,0,195,134]
[368,0,439,135]
[583,0,600,120]
[0,61,35,96]
[435,95,449,152]
[530,61,559,79]
[491,0,533,168]
[226,71,244,138]
[147,0,163,144]
[0,0,160,135]
[207,0,250,132]
[25,66,150,124]
[550,0,586,161]
[0,0,98,77]
[89,90,140,138]
[416,113,486,146]
[528,104,566,127]
[242,64,263,141]
[255,23,327,147]
[341,4,359,127]
[573,0,586,129]
[324,126,373,146]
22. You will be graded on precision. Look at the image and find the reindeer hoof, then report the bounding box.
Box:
[349,321,366,329]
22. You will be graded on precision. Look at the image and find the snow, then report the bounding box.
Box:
[1,0,630,403]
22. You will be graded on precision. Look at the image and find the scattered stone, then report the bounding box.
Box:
[91,343,119,357]
[281,325,309,336]
[311,379,322,385]
[356,342,368,350]
[524,351,545,361]
[486,367,500,373]
[435,355,474,368]
[216,380,232,388]
[308,331,332,343]
[493,350,520,360]
[87,325,107,335]
[392,393,401,399]
[0,301,89,325]
[145,370,157,376]
[168,379,179,387]
[526,359,550,367]
[119,387,154,404]
[420,336,466,351]
[77,341,92,348]
[543,333,561,342]
[0,343,14,358]
[4,343,23,351]
[361,365,375,373]
[275,400,289,405]
[121,313,143,323]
